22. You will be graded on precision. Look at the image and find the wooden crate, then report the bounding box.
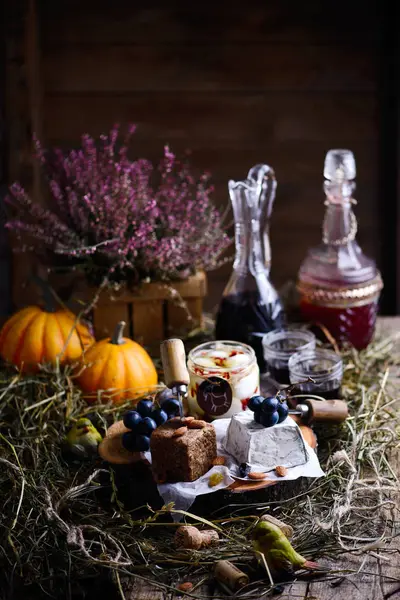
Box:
[54,271,207,354]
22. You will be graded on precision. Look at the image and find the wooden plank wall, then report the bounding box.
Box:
[11,0,381,312]
[0,1,17,320]
[379,3,400,314]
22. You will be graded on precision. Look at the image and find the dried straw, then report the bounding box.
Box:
[0,331,399,599]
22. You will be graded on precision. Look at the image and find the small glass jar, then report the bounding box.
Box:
[288,348,343,400]
[262,329,316,384]
[187,340,260,419]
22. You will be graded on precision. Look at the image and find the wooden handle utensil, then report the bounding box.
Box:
[291,399,348,424]
[160,339,190,388]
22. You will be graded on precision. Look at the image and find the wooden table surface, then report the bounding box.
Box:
[126,317,400,600]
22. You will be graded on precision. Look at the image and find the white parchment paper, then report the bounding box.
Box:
[144,415,324,521]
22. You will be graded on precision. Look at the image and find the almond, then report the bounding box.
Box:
[212,456,226,466]
[173,426,188,437]
[177,582,194,592]
[182,416,195,424]
[248,472,267,480]
[188,419,207,429]
[275,465,288,477]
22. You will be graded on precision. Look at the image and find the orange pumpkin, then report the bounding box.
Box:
[77,321,158,405]
[0,306,94,373]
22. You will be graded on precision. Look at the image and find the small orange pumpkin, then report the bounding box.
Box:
[76,321,158,405]
[0,306,94,373]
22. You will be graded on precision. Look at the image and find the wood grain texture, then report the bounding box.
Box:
[6,0,43,314]
[25,0,43,201]
[306,559,385,600]
[92,303,130,341]
[132,300,164,348]
[126,578,166,600]
[43,92,378,145]
[43,44,376,94]
[40,0,379,45]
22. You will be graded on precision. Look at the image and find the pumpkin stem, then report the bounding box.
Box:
[111,321,126,345]
[31,274,58,313]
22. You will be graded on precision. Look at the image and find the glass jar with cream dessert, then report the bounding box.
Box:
[187,340,260,420]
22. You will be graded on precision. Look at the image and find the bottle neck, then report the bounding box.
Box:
[322,180,358,246]
[229,182,271,277]
[234,219,267,276]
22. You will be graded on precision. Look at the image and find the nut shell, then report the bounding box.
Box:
[248,472,267,480]
[173,426,188,437]
[177,582,194,592]
[182,416,195,424]
[275,465,288,477]
[188,419,207,429]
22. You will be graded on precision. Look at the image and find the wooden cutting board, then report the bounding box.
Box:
[98,420,148,464]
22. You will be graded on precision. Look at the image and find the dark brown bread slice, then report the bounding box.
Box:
[150,419,217,483]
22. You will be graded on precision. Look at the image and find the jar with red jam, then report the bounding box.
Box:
[187,341,260,420]
[297,149,383,349]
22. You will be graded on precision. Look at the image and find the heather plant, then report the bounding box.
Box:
[6,125,231,286]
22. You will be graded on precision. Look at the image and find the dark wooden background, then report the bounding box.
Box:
[3,0,398,317]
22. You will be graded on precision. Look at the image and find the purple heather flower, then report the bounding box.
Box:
[5,125,232,284]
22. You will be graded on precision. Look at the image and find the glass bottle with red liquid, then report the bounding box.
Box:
[297,149,383,349]
[215,164,285,371]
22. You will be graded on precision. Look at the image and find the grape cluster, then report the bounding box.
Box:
[247,395,289,428]
[239,462,251,478]
[122,392,181,452]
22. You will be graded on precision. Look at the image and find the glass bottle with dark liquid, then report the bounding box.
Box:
[297,149,383,350]
[215,164,285,371]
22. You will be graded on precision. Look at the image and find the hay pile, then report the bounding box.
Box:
[1,334,400,599]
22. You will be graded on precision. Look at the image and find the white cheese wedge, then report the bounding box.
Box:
[223,411,308,471]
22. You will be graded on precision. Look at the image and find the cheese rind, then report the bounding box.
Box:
[223,412,308,471]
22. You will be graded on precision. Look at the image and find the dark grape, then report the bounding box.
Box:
[262,396,279,413]
[136,399,154,418]
[239,462,251,478]
[151,408,168,426]
[155,388,175,406]
[136,435,151,452]
[248,395,264,412]
[254,409,262,424]
[277,401,289,423]
[260,410,280,428]
[122,431,138,451]
[123,410,142,431]
[136,417,157,436]
[162,398,181,417]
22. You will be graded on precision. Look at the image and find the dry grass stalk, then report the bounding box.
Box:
[0,333,399,598]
